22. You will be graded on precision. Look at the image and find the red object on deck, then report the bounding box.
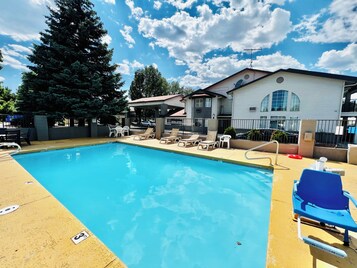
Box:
[287,154,303,159]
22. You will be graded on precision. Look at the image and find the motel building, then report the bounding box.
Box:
[181,68,357,139]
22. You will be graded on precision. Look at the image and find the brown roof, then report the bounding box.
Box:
[128,94,182,104]
[170,109,185,117]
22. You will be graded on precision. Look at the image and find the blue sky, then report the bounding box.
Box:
[0,0,356,94]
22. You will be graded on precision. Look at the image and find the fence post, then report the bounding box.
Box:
[208,119,218,132]
[34,115,49,141]
[90,118,98,138]
[298,120,316,158]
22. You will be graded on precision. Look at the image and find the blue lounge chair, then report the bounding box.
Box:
[292,169,357,258]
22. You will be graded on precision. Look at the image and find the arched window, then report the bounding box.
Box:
[260,95,269,112]
[290,93,300,111]
[271,90,288,111]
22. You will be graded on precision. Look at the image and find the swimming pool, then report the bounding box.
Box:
[14,143,272,267]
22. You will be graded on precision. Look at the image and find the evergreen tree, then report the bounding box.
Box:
[17,0,126,126]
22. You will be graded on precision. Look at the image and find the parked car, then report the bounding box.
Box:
[141,120,155,127]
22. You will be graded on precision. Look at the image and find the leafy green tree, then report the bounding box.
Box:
[167,81,193,96]
[129,65,169,120]
[17,0,126,126]
[0,85,16,114]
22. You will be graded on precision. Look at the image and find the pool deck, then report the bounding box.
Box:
[1,136,357,267]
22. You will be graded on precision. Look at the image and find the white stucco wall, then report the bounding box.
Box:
[185,99,193,118]
[206,69,268,97]
[232,72,345,120]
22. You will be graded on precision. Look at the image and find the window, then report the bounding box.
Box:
[260,116,268,128]
[270,116,286,129]
[290,93,300,111]
[271,90,288,111]
[195,98,203,108]
[260,95,269,112]
[205,98,212,108]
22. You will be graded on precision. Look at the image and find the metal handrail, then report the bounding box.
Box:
[244,140,279,166]
[0,142,22,157]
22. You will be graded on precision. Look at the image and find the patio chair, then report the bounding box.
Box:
[133,127,155,140]
[292,169,357,258]
[114,126,125,137]
[197,131,218,150]
[160,128,181,144]
[123,126,130,136]
[108,124,116,137]
[20,128,31,145]
[177,134,201,147]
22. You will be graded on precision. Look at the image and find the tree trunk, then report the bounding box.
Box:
[78,118,85,127]
[70,118,75,127]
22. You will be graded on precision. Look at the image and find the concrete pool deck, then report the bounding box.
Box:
[1,136,357,267]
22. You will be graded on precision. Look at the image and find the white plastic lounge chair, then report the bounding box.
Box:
[198,131,218,150]
[177,134,201,147]
[133,127,155,140]
[160,128,181,144]
[123,126,130,136]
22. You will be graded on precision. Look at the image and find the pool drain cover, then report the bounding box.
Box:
[0,205,19,216]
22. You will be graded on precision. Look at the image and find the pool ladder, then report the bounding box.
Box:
[0,142,22,158]
[244,140,279,166]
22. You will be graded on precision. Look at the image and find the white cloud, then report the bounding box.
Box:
[138,4,291,66]
[8,44,32,54]
[103,0,115,4]
[0,0,53,41]
[163,0,197,10]
[0,76,4,82]
[125,0,143,20]
[131,60,144,69]
[117,59,144,76]
[1,45,30,71]
[294,0,357,43]
[120,25,136,48]
[316,43,357,73]
[101,34,112,45]
[153,1,162,10]
[178,52,305,89]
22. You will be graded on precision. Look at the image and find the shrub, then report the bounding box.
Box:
[247,129,262,141]
[224,126,236,139]
[270,130,288,143]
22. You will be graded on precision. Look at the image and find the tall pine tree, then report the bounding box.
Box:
[17,0,126,126]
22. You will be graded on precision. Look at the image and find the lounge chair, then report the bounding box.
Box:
[177,134,201,147]
[197,131,218,150]
[123,126,130,136]
[133,127,155,140]
[292,169,357,258]
[160,128,181,144]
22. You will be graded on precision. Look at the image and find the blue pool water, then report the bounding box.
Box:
[14,143,272,268]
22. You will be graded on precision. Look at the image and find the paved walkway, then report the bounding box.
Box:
[1,136,357,267]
